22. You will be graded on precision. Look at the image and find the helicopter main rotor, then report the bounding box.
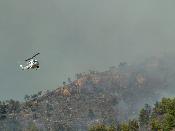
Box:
[25,53,40,61]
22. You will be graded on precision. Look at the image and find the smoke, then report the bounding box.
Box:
[0,0,175,100]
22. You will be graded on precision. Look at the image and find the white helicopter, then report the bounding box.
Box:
[20,53,40,70]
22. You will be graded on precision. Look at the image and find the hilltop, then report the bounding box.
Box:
[0,56,174,130]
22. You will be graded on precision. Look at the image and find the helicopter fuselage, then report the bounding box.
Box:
[20,59,39,70]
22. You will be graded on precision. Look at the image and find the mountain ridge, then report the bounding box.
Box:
[0,56,174,130]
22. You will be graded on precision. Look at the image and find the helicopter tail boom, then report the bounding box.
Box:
[20,65,24,70]
[20,65,30,70]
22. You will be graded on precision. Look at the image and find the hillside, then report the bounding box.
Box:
[90,97,175,131]
[0,56,174,130]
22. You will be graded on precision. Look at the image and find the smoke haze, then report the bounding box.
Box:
[0,0,175,100]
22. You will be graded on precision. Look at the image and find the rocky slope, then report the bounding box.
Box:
[0,56,174,130]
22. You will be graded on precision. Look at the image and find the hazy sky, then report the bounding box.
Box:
[0,0,175,100]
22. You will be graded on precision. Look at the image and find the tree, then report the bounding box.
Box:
[63,81,66,86]
[119,123,129,131]
[67,77,72,84]
[139,104,151,127]
[6,118,22,131]
[128,119,139,131]
[150,118,161,131]
[89,124,116,131]
[24,94,30,101]
[162,114,175,130]
[6,99,20,113]
[0,102,7,120]
[148,97,175,130]
[26,122,39,131]
[88,109,95,120]
[76,73,83,79]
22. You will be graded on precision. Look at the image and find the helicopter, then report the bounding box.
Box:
[20,53,40,70]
